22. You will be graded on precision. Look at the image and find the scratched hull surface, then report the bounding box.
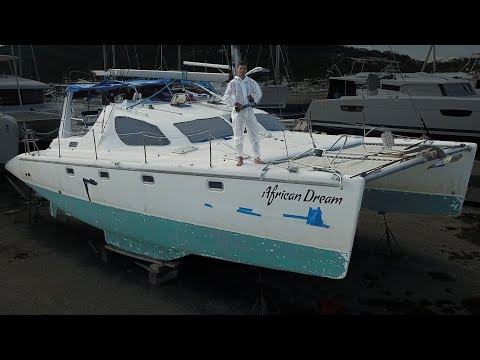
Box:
[13,159,365,279]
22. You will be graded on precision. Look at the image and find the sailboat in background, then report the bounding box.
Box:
[0,51,63,141]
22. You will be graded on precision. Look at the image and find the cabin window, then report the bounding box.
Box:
[255,114,286,131]
[340,105,364,112]
[66,167,74,176]
[142,174,154,184]
[174,117,233,143]
[405,84,442,96]
[81,110,100,116]
[115,116,170,146]
[381,84,400,91]
[442,83,477,97]
[99,171,109,180]
[464,83,477,95]
[208,181,223,191]
[440,109,472,117]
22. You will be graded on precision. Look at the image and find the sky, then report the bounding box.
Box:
[348,45,480,61]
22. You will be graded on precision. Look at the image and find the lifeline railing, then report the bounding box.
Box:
[50,128,217,167]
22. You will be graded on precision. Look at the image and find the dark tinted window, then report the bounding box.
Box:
[115,116,170,146]
[208,181,223,190]
[174,117,233,143]
[443,83,477,97]
[381,84,400,91]
[440,109,472,117]
[464,83,477,95]
[99,171,109,179]
[142,175,154,184]
[340,105,364,112]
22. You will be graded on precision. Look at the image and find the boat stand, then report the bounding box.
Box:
[101,244,183,285]
[374,211,401,255]
[250,270,280,315]
[2,172,41,223]
[21,188,41,223]
[12,188,41,223]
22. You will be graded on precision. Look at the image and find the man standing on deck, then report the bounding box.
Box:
[222,61,264,166]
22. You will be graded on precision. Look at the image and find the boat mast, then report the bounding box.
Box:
[421,45,434,72]
[275,45,280,83]
[231,45,241,77]
[18,45,22,77]
[30,45,40,81]
[112,45,116,68]
[178,45,182,70]
[103,45,107,71]
[10,46,26,132]
[112,45,116,79]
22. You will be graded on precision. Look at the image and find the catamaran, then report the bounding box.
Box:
[5,69,477,279]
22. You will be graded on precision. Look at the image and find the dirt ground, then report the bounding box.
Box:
[1,173,479,315]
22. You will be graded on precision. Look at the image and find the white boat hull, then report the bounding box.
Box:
[307,96,480,139]
[7,156,365,279]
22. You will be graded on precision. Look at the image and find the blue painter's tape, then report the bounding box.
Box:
[284,207,330,228]
[204,203,213,208]
[237,207,261,217]
[307,207,330,228]
[283,214,308,220]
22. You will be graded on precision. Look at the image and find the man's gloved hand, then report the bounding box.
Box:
[234,102,244,112]
[247,95,255,104]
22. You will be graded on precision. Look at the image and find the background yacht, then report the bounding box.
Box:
[304,71,480,143]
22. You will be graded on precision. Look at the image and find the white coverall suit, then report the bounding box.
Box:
[222,76,263,160]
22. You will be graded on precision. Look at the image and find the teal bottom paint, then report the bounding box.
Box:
[104,231,187,261]
[362,188,463,216]
[31,185,349,279]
